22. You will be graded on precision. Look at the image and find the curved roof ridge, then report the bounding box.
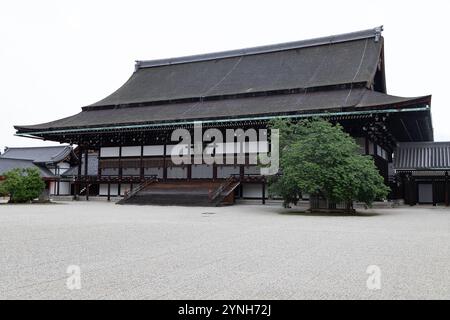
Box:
[136,26,383,69]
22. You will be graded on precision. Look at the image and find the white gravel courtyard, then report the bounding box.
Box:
[0,201,449,300]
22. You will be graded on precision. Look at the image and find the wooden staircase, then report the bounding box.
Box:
[116,177,158,205]
[118,178,240,206]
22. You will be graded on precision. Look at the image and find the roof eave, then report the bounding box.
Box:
[14,104,431,138]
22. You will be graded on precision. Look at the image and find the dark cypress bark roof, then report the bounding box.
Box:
[15,88,430,132]
[0,158,56,178]
[0,146,72,164]
[394,142,450,170]
[89,27,384,107]
[14,26,432,138]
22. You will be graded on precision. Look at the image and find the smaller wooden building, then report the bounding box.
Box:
[394,142,450,206]
[0,146,77,196]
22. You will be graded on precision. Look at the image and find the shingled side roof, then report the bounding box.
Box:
[394,142,450,170]
[0,146,72,164]
[0,158,56,178]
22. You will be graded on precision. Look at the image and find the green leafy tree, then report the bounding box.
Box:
[267,118,390,209]
[0,168,45,203]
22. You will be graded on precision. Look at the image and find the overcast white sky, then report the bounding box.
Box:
[1,0,449,152]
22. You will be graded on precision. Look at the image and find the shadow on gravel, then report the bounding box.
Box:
[277,211,382,217]
[0,201,63,206]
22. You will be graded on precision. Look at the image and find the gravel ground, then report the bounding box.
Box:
[0,201,449,300]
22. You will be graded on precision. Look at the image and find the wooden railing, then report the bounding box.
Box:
[79,184,92,195]
[123,177,158,201]
[209,176,236,203]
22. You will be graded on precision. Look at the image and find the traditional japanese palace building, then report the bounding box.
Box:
[14,27,437,205]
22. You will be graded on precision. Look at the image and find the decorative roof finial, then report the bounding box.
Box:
[374,26,384,42]
[135,60,142,72]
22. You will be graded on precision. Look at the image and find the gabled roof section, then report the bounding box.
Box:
[87,27,385,108]
[0,158,56,178]
[0,146,73,164]
[394,142,450,170]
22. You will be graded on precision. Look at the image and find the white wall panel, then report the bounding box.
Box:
[121,146,141,157]
[242,183,263,198]
[215,141,268,154]
[99,184,119,196]
[167,144,191,156]
[100,147,120,158]
[143,145,164,156]
[215,142,240,154]
[58,182,71,195]
[49,181,57,195]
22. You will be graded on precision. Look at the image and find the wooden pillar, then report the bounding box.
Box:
[432,178,436,207]
[84,149,89,201]
[52,179,56,196]
[411,176,417,206]
[397,173,405,200]
[140,145,144,181]
[76,146,82,198]
[445,171,449,207]
[188,162,192,181]
[212,164,217,181]
[163,144,167,181]
[262,180,266,205]
[86,184,90,201]
[97,149,102,180]
[107,182,111,201]
[365,136,370,155]
[406,174,413,206]
[118,146,122,196]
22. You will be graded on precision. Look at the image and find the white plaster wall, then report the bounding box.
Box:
[143,145,164,156]
[99,184,119,196]
[242,183,263,198]
[121,146,141,157]
[49,181,57,195]
[58,182,71,195]
[100,147,120,158]
[167,144,190,156]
